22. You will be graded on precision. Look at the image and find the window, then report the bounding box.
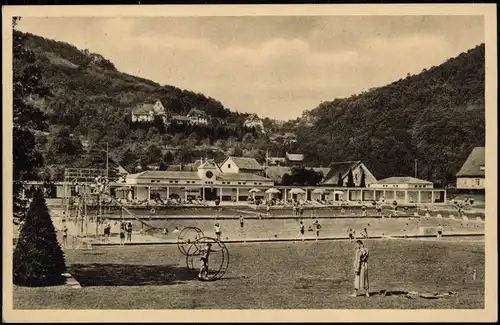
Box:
[169,181,173,183]
[174,181,178,183]
[151,180,155,183]
[475,178,481,186]
[228,164,231,168]
[238,182,241,185]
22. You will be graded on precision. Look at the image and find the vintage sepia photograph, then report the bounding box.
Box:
[2,4,497,323]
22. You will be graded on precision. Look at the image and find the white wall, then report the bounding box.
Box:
[220,158,240,173]
[456,177,485,189]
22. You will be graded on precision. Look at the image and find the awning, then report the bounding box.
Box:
[265,188,280,194]
[312,188,326,194]
[249,188,261,193]
[289,188,306,195]
[333,190,344,195]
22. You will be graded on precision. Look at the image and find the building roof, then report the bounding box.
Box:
[217,173,272,182]
[187,108,207,117]
[286,153,304,162]
[225,157,263,170]
[127,170,200,180]
[198,159,221,171]
[375,177,432,185]
[132,103,154,115]
[245,113,260,121]
[117,165,129,175]
[322,161,361,185]
[456,147,485,177]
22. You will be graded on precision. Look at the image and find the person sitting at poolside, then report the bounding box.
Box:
[172,227,180,234]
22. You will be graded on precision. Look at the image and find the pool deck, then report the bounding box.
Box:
[89,231,484,247]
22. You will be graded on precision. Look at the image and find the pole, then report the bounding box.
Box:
[106,142,109,179]
[414,159,418,178]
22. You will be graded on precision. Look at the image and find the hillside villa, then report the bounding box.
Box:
[186,108,209,126]
[131,100,167,123]
[243,114,265,133]
[455,146,485,190]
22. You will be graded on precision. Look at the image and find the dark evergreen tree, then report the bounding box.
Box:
[337,172,343,187]
[346,168,355,187]
[13,189,67,286]
[359,168,366,187]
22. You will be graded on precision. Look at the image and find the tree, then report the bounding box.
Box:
[337,172,343,186]
[13,19,50,223]
[359,168,366,187]
[13,189,67,286]
[346,168,355,187]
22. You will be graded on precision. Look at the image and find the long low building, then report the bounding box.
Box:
[21,159,447,205]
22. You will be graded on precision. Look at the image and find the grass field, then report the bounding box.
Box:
[13,238,484,309]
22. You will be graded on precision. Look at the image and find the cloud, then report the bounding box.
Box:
[17,15,484,120]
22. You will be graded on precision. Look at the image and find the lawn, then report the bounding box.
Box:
[13,238,484,309]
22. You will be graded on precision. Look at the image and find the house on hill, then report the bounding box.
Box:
[456,146,485,190]
[219,156,264,175]
[322,161,377,187]
[187,108,209,126]
[243,114,265,133]
[131,100,167,123]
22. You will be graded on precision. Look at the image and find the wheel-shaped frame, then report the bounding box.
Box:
[185,236,229,281]
[177,227,204,256]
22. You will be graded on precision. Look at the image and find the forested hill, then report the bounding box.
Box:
[17,31,278,178]
[292,44,485,186]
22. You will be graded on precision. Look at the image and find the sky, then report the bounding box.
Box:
[18,15,484,120]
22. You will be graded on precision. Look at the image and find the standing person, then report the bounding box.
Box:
[214,223,222,241]
[125,221,133,243]
[362,205,367,217]
[299,220,305,241]
[119,228,125,245]
[198,242,213,280]
[299,205,304,218]
[239,215,244,228]
[266,205,271,217]
[362,227,369,239]
[350,240,370,297]
[62,225,68,248]
[314,220,322,242]
[103,222,111,241]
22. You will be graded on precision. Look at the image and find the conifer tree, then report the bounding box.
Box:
[13,189,67,286]
[337,172,343,186]
[360,168,366,187]
[346,168,355,187]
